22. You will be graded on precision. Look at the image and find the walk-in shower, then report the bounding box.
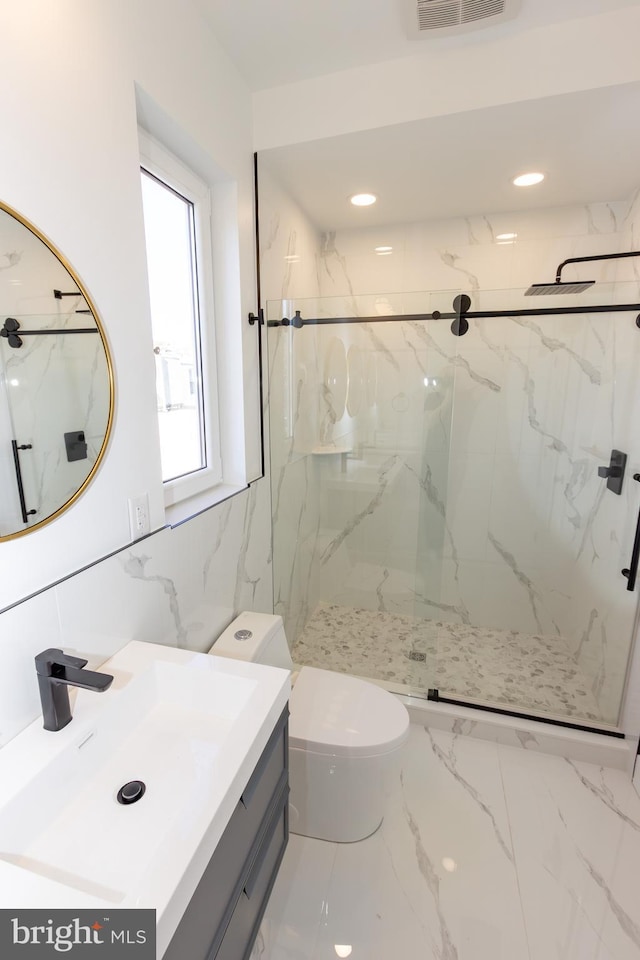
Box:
[261,277,640,731]
[255,87,640,733]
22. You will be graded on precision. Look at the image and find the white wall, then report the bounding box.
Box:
[0,0,272,746]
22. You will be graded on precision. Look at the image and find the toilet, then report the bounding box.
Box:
[209,611,410,843]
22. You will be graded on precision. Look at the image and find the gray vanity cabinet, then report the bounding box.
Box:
[163,707,289,960]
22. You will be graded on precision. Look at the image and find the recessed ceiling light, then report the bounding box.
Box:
[334,947,352,958]
[496,232,517,241]
[350,193,377,206]
[375,246,393,254]
[512,172,544,187]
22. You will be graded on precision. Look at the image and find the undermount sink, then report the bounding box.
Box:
[0,640,290,954]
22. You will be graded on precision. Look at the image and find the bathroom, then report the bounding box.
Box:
[2,1,640,957]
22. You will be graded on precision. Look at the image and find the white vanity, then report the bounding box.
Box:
[0,641,291,958]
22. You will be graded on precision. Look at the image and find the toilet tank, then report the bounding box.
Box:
[211,612,294,671]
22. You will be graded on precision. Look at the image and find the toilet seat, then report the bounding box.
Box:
[289,666,410,758]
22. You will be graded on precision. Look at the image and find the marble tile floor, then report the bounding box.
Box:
[252,724,640,960]
[293,603,604,723]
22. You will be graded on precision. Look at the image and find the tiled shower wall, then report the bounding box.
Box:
[265,175,640,724]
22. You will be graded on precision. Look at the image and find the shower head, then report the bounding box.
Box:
[525,250,640,297]
[525,280,596,296]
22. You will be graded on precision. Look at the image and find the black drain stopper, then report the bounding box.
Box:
[117,780,146,805]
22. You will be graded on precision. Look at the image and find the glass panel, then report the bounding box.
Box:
[436,300,640,727]
[268,285,640,729]
[140,170,205,482]
[267,291,458,697]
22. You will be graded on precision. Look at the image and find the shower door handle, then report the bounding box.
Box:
[622,473,640,592]
[11,440,36,525]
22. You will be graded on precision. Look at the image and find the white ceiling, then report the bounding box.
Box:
[195,1,640,230]
[258,83,640,230]
[197,0,639,91]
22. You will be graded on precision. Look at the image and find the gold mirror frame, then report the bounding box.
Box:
[0,200,115,542]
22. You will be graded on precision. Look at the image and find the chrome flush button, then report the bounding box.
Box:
[234,629,253,641]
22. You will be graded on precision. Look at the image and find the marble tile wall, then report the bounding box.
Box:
[0,479,273,748]
[265,188,640,726]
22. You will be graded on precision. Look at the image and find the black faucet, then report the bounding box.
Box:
[35,648,114,732]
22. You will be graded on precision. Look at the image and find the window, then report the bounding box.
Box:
[139,132,222,507]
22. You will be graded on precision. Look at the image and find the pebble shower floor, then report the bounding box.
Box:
[293,603,604,723]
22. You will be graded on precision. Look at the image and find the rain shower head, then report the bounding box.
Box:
[525,250,640,297]
[525,280,595,296]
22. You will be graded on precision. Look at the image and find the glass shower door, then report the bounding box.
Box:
[267,284,640,729]
[432,285,640,727]
[267,294,455,696]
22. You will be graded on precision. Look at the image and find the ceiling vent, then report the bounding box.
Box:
[404,0,521,39]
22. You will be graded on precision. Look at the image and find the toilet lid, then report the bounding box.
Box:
[289,667,410,758]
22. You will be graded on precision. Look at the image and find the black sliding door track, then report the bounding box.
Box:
[426,689,624,738]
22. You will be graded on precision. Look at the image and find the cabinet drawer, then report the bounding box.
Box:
[240,705,288,814]
[214,784,289,960]
[163,708,288,960]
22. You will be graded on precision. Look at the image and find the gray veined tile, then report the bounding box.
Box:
[258,834,336,960]
[563,760,640,833]
[439,250,481,292]
[380,727,529,960]
[202,500,234,589]
[318,457,400,566]
[122,552,186,646]
[499,744,640,960]
[425,729,513,863]
[510,317,601,384]
[315,817,443,960]
[406,321,501,392]
[256,726,640,960]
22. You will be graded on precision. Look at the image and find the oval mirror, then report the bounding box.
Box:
[0,201,113,540]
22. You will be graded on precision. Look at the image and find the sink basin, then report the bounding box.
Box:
[0,640,290,954]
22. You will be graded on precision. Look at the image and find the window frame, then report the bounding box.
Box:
[139,130,223,508]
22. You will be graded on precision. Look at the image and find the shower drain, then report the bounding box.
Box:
[408,651,427,662]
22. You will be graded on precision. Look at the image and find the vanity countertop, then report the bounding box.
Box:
[0,640,290,956]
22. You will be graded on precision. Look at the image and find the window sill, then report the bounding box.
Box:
[165,482,249,528]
